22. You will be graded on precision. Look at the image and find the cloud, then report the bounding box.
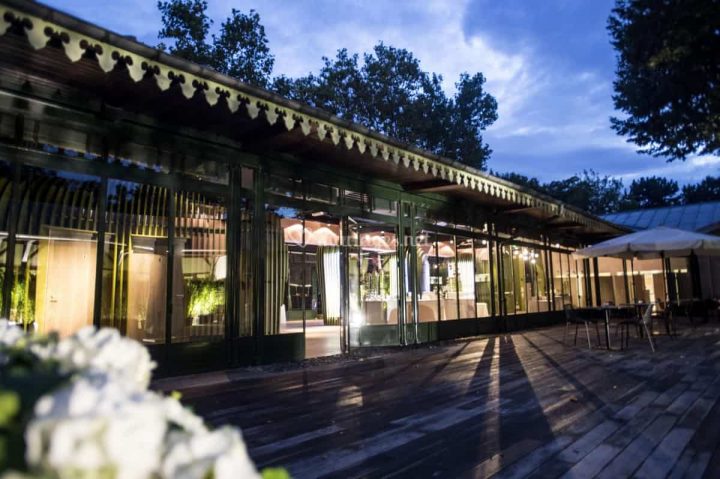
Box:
[40,0,720,185]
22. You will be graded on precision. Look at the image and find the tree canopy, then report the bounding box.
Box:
[157,0,274,87]
[274,44,498,169]
[624,176,680,209]
[496,170,624,216]
[497,171,720,214]
[608,0,720,160]
[682,176,720,204]
[156,4,498,169]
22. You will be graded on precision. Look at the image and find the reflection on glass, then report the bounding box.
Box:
[415,230,438,322]
[474,239,492,318]
[597,257,627,305]
[456,236,475,318]
[569,255,587,308]
[277,209,342,359]
[348,221,398,326]
[536,250,549,312]
[551,251,565,307]
[102,180,172,344]
[434,234,457,320]
[668,257,692,302]
[630,258,665,304]
[173,191,226,342]
[12,167,100,337]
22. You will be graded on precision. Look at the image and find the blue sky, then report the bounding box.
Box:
[43,0,719,185]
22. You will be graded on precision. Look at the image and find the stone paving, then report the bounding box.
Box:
[169,322,720,478]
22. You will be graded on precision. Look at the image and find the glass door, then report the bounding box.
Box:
[347,218,401,347]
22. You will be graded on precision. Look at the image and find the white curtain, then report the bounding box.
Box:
[387,254,398,297]
[317,247,341,323]
[458,255,475,294]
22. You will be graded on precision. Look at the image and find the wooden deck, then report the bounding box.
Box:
[171,324,720,478]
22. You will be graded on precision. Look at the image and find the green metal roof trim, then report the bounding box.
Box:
[603,201,720,234]
[0,0,621,234]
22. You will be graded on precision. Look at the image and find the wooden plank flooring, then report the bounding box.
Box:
[166,324,720,478]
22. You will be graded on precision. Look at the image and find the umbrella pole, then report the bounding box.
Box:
[630,258,637,302]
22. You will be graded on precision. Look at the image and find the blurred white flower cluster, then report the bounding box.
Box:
[0,320,261,479]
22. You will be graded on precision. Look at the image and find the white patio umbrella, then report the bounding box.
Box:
[575,226,720,259]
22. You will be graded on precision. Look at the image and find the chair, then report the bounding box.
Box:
[563,304,601,349]
[616,303,655,352]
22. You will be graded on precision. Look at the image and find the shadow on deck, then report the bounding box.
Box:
[168,322,720,478]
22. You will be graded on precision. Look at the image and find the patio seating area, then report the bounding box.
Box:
[168,321,720,478]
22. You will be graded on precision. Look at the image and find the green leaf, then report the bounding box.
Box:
[261,467,291,479]
[0,391,20,427]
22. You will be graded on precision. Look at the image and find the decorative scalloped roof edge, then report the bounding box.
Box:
[0,1,622,234]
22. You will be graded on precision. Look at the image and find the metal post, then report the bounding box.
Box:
[92,176,108,328]
[622,259,630,304]
[592,257,602,306]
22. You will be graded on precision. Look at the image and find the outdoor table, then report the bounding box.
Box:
[594,305,636,350]
[599,305,614,350]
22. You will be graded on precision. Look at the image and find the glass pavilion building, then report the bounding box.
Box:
[0,1,633,374]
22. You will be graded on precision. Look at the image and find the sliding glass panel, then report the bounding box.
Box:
[474,239,492,318]
[12,166,100,336]
[173,191,226,342]
[264,207,291,335]
[102,180,171,344]
[360,224,399,324]
[534,249,550,312]
[435,233,457,320]
[348,219,399,346]
[456,236,475,318]
[551,251,566,308]
[415,230,438,322]
[500,244,515,314]
[509,245,528,314]
[574,258,587,307]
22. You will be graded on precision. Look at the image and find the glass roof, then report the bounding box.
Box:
[603,201,720,232]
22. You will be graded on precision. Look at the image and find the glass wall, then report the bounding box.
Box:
[347,220,399,326]
[456,236,475,319]
[102,180,171,344]
[415,230,438,322]
[473,239,492,317]
[434,233,457,320]
[668,257,692,303]
[173,191,227,342]
[630,258,666,304]
[551,251,565,308]
[596,257,628,306]
[12,166,100,337]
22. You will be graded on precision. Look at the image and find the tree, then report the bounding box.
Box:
[157,0,274,87]
[682,176,720,204]
[273,44,498,169]
[543,170,624,216]
[608,0,720,160]
[623,176,680,209]
[496,172,543,191]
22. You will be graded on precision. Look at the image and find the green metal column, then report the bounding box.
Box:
[253,167,266,362]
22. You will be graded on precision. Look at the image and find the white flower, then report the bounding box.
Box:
[163,396,208,435]
[26,377,167,479]
[44,327,155,390]
[0,319,23,347]
[162,427,260,479]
